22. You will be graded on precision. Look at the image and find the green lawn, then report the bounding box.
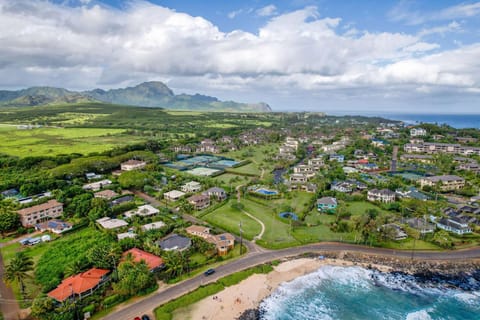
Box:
[226,163,261,176]
[251,191,314,218]
[0,127,145,157]
[212,173,249,189]
[345,201,392,216]
[203,199,261,240]
[220,143,280,177]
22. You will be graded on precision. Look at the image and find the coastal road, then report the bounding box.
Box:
[104,242,480,320]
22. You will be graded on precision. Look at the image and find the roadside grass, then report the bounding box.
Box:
[156,263,274,320]
[203,200,261,240]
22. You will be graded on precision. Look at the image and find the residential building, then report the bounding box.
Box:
[289,173,308,184]
[110,195,134,206]
[308,158,324,169]
[457,162,480,173]
[164,190,186,201]
[142,221,166,231]
[94,190,119,199]
[203,187,227,201]
[395,188,430,201]
[82,179,112,191]
[48,268,110,302]
[419,175,465,191]
[400,154,433,163]
[404,142,480,156]
[124,204,159,218]
[410,128,427,137]
[293,165,316,177]
[17,200,63,227]
[378,224,407,240]
[187,194,211,210]
[181,181,202,193]
[317,197,338,212]
[329,154,345,162]
[185,225,235,256]
[404,217,435,234]
[96,217,128,229]
[436,217,472,235]
[117,232,137,241]
[122,248,164,271]
[121,159,147,171]
[331,181,352,193]
[367,189,396,203]
[35,220,72,234]
[157,234,192,251]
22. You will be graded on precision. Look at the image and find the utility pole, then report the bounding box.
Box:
[239,220,243,255]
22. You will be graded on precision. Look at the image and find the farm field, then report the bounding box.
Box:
[0,126,144,157]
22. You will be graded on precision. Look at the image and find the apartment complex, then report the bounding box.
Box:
[404,142,480,156]
[17,200,64,227]
[419,175,465,191]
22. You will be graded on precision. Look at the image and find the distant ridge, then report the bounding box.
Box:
[0,81,272,113]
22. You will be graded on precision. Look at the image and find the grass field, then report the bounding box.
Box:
[0,126,144,157]
[220,143,279,178]
[203,199,262,240]
[211,173,248,189]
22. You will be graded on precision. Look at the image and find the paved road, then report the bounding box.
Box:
[104,242,480,320]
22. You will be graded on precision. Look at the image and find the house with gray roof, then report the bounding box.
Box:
[157,234,192,251]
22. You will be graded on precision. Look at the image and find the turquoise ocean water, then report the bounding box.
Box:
[259,266,480,320]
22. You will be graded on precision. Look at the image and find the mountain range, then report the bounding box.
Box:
[0,82,271,112]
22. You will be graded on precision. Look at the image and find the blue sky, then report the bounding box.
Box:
[2,0,480,113]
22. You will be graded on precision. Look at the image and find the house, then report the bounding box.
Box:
[83,179,112,191]
[181,181,202,193]
[289,173,308,184]
[395,187,430,201]
[124,204,160,218]
[94,190,119,200]
[48,268,110,302]
[142,221,166,231]
[331,181,353,193]
[419,175,465,191]
[164,190,186,201]
[185,225,211,239]
[122,248,164,271]
[96,217,128,229]
[371,139,387,148]
[157,234,192,251]
[1,188,19,198]
[121,160,147,171]
[185,225,235,256]
[436,217,472,235]
[308,158,324,169]
[329,154,345,162]
[17,200,64,227]
[400,154,433,163]
[367,189,396,203]
[378,224,407,240]
[410,128,427,137]
[203,187,227,201]
[187,194,211,210]
[404,217,435,234]
[110,195,134,206]
[85,172,102,180]
[317,197,338,212]
[293,165,315,174]
[35,220,72,234]
[457,162,480,173]
[343,166,359,174]
[117,232,137,241]
[301,183,318,193]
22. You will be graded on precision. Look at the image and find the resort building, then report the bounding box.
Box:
[17,200,63,227]
[367,189,396,203]
[121,160,147,171]
[419,175,465,191]
[48,268,110,302]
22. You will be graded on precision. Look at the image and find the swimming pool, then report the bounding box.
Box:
[279,212,299,221]
[256,189,278,195]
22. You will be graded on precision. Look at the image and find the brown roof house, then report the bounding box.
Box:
[187,194,210,210]
[186,225,235,256]
[17,200,63,227]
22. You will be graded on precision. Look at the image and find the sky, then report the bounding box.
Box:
[1,0,480,113]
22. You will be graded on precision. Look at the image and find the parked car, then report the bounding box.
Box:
[204,268,215,276]
[141,316,151,320]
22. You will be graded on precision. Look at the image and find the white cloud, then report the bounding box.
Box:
[256,4,277,17]
[389,1,480,25]
[0,0,478,111]
[418,21,462,37]
[228,9,243,19]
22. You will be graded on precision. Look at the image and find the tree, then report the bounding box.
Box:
[4,251,34,297]
[118,171,152,189]
[114,255,155,296]
[66,193,93,218]
[0,203,20,236]
[162,251,188,280]
[87,243,121,270]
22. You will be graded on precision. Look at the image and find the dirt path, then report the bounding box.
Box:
[240,209,265,241]
[0,251,21,320]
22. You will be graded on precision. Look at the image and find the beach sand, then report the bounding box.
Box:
[173,257,393,320]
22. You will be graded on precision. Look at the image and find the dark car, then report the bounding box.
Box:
[141,316,150,320]
[204,268,215,276]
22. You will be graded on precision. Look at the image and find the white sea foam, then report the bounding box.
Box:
[406,309,432,320]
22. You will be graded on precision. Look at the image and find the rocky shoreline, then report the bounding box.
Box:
[237,252,480,320]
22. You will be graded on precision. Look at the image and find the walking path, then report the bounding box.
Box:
[240,210,265,241]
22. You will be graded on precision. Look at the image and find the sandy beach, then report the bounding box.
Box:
[173,257,394,320]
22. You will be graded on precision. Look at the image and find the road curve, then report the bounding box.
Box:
[104,242,480,320]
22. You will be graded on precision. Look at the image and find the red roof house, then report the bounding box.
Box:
[47,268,110,302]
[122,248,164,271]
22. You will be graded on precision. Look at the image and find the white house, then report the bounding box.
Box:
[410,128,427,137]
[96,217,128,229]
[181,181,202,193]
[124,204,159,218]
[436,217,472,235]
[121,160,147,171]
[164,190,186,201]
[82,179,112,191]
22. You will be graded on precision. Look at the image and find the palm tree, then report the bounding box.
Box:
[4,252,34,297]
[64,260,84,277]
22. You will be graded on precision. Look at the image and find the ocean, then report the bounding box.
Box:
[327,112,480,129]
[259,266,480,320]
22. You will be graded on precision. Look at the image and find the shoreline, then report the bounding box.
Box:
[174,252,480,320]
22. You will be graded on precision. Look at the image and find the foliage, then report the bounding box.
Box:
[4,251,34,296]
[87,243,121,269]
[118,170,153,189]
[0,202,20,236]
[113,255,155,296]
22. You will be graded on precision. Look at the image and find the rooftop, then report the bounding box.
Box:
[17,199,63,216]
[48,268,109,302]
[122,248,164,271]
